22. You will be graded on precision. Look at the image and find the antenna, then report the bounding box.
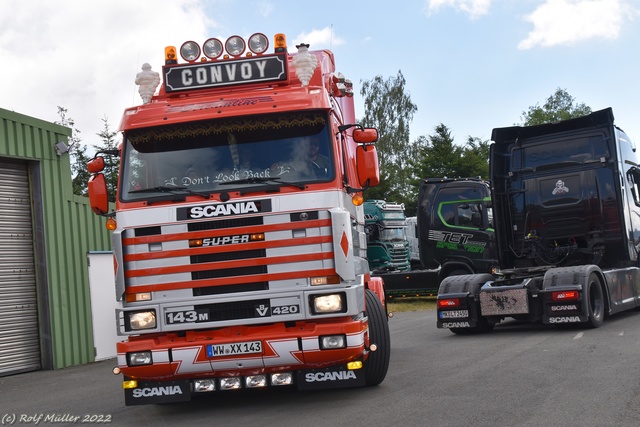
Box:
[330,24,333,50]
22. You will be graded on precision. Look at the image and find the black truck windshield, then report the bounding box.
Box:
[120,111,333,202]
[511,134,609,172]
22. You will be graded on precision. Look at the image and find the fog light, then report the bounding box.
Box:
[270,372,293,386]
[122,380,138,389]
[320,335,346,349]
[127,351,152,366]
[193,379,216,392]
[245,375,267,388]
[347,360,363,370]
[312,294,344,313]
[220,377,241,390]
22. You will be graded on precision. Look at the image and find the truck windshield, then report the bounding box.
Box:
[511,134,609,171]
[120,111,333,202]
[380,227,407,241]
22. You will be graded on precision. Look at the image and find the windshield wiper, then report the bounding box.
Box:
[128,186,210,198]
[219,177,306,190]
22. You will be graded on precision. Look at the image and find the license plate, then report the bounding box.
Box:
[480,288,529,316]
[440,310,469,319]
[206,341,262,358]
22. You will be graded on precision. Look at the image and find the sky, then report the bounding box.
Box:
[2,0,639,150]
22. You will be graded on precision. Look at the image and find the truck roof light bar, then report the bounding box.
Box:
[179,41,201,62]
[203,38,223,59]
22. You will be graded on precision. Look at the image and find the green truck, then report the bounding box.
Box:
[364,200,411,274]
[372,179,498,297]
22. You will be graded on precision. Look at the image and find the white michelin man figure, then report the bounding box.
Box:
[552,179,569,195]
[292,43,317,86]
[135,63,160,104]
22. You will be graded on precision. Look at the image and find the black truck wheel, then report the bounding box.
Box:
[364,289,390,386]
[585,272,604,328]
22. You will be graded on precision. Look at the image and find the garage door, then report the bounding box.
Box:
[0,159,41,375]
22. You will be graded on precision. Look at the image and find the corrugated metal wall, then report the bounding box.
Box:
[0,108,113,372]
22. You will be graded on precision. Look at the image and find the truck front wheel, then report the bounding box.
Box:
[364,289,390,386]
[584,273,605,328]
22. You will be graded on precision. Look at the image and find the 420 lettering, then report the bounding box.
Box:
[271,305,300,315]
[166,310,210,324]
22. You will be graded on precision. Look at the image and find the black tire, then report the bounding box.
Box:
[363,289,390,386]
[585,272,605,328]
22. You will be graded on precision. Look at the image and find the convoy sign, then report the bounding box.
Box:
[164,54,287,92]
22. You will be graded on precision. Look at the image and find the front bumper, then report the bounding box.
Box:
[117,317,368,380]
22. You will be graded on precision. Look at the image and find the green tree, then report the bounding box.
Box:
[95,117,120,203]
[55,106,92,196]
[409,125,490,212]
[520,87,592,126]
[412,124,464,178]
[359,71,418,203]
[460,136,490,178]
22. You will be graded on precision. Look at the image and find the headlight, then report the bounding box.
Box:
[320,335,346,349]
[203,38,223,59]
[248,33,269,54]
[245,375,267,388]
[128,310,156,330]
[127,351,152,366]
[180,41,201,62]
[225,36,246,57]
[219,377,241,390]
[193,379,216,392]
[312,294,344,314]
[270,372,293,386]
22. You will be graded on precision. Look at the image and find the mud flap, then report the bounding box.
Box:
[437,273,494,329]
[297,364,366,390]
[124,379,191,406]
[541,266,591,325]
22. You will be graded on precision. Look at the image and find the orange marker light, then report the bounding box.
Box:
[106,217,117,231]
[274,33,287,52]
[165,46,177,65]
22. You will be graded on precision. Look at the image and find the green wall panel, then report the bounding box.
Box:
[0,108,113,370]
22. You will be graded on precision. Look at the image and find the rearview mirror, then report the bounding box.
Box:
[88,173,109,215]
[353,128,378,144]
[356,144,380,187]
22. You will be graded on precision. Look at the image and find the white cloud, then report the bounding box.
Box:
[292,27,345,50]
[518,0,633,49]
[0,0,210,144]
[255,0,274,17]
[425,0,491,19]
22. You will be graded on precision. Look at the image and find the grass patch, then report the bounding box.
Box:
[387,296,436,312]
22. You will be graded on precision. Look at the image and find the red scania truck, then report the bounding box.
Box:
[87,32,390,405]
